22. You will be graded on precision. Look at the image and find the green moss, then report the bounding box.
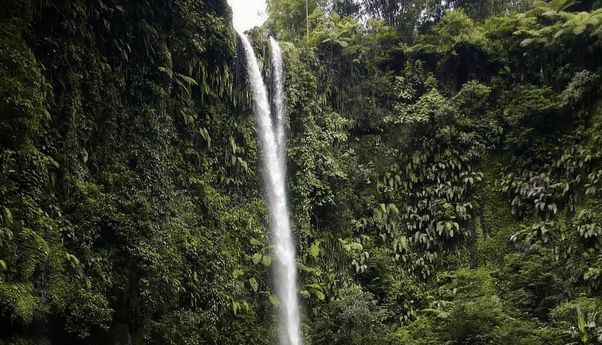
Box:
[475,154,522,267]
[64,289,113,338]
[17,228,49,279]
[0,337,50,345]
[0,282,39,324]
[0,19,49,149]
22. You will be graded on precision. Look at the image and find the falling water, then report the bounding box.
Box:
[270,37,286,161]
[238,32,302,345]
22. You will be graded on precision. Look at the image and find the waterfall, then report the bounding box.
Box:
[238,32,302,345]
[270,37,286,161]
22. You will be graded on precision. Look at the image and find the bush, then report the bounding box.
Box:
[312,285,401,345]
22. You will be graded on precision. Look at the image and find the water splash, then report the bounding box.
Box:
[238,32,302,345]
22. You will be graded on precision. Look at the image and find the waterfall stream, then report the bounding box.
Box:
[270,37,286,161]
[238,32,302,345]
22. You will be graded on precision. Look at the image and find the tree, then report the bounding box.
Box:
[269,0,321,40]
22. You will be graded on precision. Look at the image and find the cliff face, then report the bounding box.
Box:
[2,1,602,345]
[0,1,277,344]
[269,5,602,345]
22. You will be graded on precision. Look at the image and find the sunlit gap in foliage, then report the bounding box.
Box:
[237,30,302,345]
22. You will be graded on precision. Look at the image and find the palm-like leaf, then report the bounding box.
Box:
[555,12,601,36]
[541,0,576,11]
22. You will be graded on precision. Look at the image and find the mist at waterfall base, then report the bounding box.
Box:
[238,32,302,345]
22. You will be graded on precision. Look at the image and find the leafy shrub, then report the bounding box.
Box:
[312,285,401,345]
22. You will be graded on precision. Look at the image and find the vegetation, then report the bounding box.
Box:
[1,0,602,344]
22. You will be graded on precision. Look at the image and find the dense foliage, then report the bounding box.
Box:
[267,0,602,344]
[1,0,602,344]
[0,0,277,344]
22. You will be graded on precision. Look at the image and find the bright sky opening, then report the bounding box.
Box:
[227,0,268,32]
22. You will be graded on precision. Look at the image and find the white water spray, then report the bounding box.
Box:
[238,32,302,345]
